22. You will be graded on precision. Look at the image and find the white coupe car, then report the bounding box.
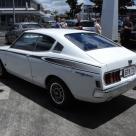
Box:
[0,29,136,107]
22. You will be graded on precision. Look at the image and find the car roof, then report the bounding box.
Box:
[66,19,94,22]
[14,22,39,25]
[25,28,95,38]
[81,20,94,22]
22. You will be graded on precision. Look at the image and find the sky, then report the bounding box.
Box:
[34,0,136,13]
[34,0,69,13]
[34,0,93,13]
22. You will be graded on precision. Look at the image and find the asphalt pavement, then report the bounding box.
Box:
[0,35,136,136]
[0,75,136,136]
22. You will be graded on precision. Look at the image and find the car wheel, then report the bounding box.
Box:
[47,78,73,108]
[0,61,6,78]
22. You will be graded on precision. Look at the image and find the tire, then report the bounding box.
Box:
[0,61,6,78]
[47,78,73,108]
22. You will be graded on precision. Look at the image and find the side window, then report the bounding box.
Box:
[11,33,39,51]
[35,35,55,51]
[53,42,63,52]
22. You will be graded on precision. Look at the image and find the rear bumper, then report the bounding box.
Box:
[93,78,136,102]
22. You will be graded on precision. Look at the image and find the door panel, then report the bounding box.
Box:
[5,33,40,81]
[5,49,32,81]
[29,35,55,86]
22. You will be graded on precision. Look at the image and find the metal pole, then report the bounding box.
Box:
[13,0,16,24]
[101,0,118,41]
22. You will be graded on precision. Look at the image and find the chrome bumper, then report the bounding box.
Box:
[93,78,136,102]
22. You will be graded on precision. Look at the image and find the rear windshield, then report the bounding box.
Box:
[65,33,118,51]
[22,24,41,29]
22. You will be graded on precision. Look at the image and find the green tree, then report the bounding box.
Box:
[90,0,135,14]
[91,0,134,7]
[119,0,134,7]
[66,0,83,18]
[91,0,102,13]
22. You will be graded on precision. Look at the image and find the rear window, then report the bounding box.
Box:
[65,33,118,51]
[22,24,41,29]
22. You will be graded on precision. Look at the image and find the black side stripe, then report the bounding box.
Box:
[1,50,101,68]
[0,50,27,57]
[0,50,100,75]
[41,57,100,75]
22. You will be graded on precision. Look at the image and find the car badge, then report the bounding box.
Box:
[128,60,132,66]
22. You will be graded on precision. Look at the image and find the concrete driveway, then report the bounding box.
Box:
[0,75,136,136]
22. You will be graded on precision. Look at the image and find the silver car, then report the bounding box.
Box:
[5,22,42,44]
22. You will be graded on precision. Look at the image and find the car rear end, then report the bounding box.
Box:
[87,47,136,102]
[64,31,136,103]
[80,20,95,32]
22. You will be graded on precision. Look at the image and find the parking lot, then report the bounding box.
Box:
[0,36,136,136]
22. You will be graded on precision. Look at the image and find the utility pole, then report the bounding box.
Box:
[26,0,28,10]
[13,0,16,24]
[101,0,118,41]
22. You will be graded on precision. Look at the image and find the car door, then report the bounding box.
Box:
[29,34,55,86]
[5,33,39,81]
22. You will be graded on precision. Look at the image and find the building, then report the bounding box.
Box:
[79,0,95,20]
[0,0,44,30]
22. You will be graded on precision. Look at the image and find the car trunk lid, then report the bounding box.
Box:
[86,47,136,71]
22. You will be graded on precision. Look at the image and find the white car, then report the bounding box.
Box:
[0,29,136,107]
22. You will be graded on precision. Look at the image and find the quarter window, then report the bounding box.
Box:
[11,33,39,51]
[35,35,55,51]
[53,42,63,52]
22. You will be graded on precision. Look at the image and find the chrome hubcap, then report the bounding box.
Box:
[50,83,65,104]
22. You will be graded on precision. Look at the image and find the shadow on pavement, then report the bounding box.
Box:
[1,75,136,129]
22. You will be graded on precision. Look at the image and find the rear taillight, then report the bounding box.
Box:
[104,70,121,85]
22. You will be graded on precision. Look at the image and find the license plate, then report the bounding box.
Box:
[123,66,136,78]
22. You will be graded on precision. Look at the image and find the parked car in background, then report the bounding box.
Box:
[41,20,56,28]
[39,15,55,28]
[1,29,136,107]
[120,24,136,48]
[66,19,77,28]
[66,19,95,31]
[5,22,42,44]
[80,20,95,31]
[130,24,136,44]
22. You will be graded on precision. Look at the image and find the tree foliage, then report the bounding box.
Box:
[119,0,134,7]
[90,0,134,7]
[66,0,83,18]
[90,0,135,14]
